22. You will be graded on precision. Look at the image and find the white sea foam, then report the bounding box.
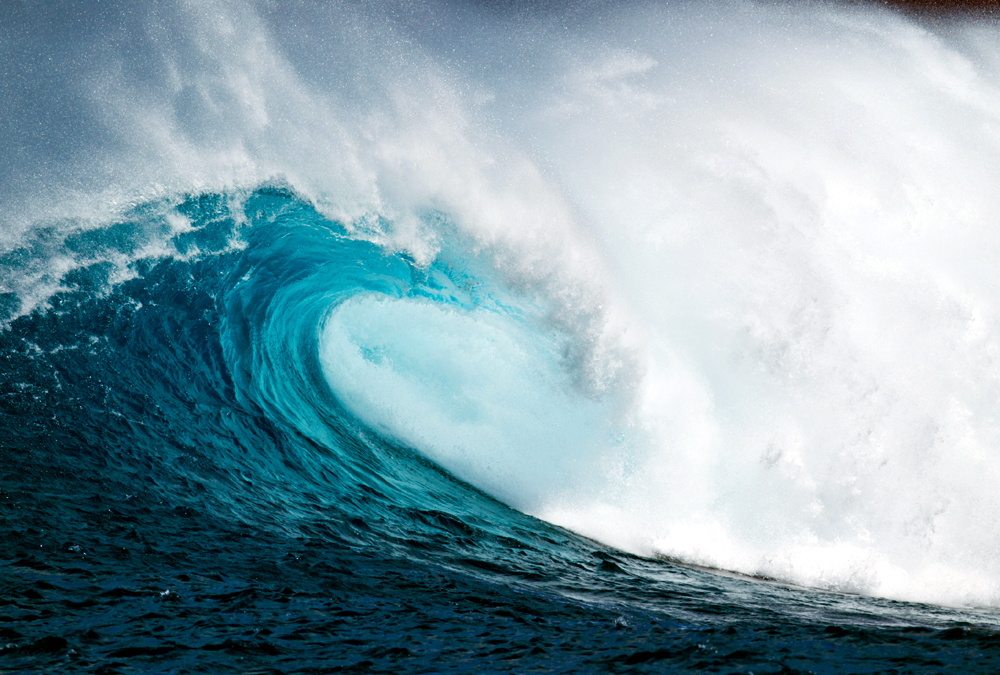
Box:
[6,0,1000,606]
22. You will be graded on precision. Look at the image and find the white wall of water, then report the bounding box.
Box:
[6,0,1000,606]
[487,2,1000,606]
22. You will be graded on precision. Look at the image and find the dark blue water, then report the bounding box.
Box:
[2,185,999,674]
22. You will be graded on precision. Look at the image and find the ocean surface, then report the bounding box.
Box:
[4,1,1000,672]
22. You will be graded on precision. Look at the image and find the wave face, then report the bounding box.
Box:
[4,0,1000,671]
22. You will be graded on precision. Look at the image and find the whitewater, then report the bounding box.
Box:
[4,0,1000,671]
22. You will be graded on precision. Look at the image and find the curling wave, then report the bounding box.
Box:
[4,0,1000,610]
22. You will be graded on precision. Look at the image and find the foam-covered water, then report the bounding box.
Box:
[5,0,1000,671]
